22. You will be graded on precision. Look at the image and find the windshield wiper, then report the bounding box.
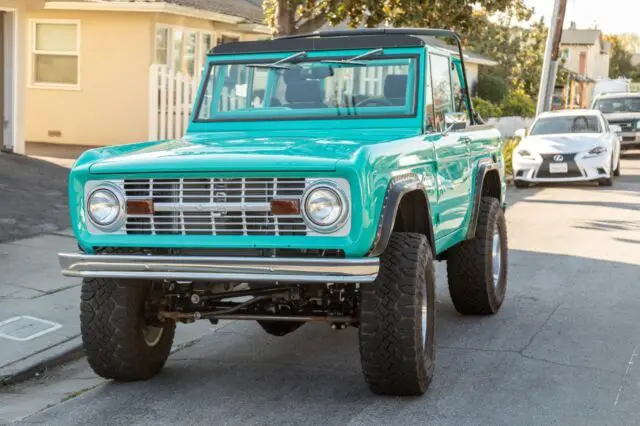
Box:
[248,51,308,69]
[320,48,384,66]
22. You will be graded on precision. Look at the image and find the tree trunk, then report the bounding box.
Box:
[275,0,296,36]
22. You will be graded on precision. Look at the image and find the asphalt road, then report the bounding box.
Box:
[11,154,640,426]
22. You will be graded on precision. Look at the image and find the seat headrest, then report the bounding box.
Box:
[285,80,324,105]
[384,75,408,100]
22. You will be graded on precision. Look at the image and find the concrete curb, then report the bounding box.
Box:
[0,322,225,388]
[0,337,84,388]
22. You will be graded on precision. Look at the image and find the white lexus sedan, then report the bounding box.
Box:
[512,109,621,188]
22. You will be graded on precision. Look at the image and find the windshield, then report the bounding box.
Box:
[594,97,640,113]
[529,115,602,136]
[195,54,417,122]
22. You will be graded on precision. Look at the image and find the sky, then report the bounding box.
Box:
[524,0,640,35]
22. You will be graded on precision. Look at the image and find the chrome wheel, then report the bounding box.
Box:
[143,325,164,347]
[492,224,501,288]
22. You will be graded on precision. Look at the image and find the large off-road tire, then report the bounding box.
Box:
[80,278,175,381]
[446,197,508,315]
[359,232,436,396]
[257,321,304,336]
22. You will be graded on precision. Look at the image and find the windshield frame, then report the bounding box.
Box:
[192,51,422,124]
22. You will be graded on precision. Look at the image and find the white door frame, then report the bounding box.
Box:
[0,8,17,153]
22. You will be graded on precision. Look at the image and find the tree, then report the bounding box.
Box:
[500,91,536,118]
[465,11,546,100]
[605,34,636,78]
[263,0,531,36]
[476,72,509,104]
[473,97,503,119]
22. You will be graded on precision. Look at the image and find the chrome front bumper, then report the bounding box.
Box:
[58,253,379,283]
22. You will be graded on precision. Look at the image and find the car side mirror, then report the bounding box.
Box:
[514,128,527,139]
[609,124,622,133]
[445,112,468,131]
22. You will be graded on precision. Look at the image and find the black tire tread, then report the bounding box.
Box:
[359,232,435,396]
[80,278,175,381]
[446,197,508,315]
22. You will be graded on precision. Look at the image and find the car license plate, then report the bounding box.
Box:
[549,163,568,174]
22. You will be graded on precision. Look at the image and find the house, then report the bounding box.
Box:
[558,22,611,108]
[0,0,27,155]
[23,0,269,151]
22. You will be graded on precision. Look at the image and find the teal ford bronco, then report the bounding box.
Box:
[59,29,508,396]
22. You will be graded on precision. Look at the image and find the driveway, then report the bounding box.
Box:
[0,153,70,243]
[7,154,640,425]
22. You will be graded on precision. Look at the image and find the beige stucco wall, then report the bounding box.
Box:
[0,0,29,153]
[465,63,479,95]
[24,10,268,146]
[25,10,153,146]
[562,43,609,80]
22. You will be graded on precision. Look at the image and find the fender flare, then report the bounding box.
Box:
[466,158,501,240]
[367,175,436,257]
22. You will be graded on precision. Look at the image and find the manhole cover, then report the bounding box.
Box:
[0,316,62,341]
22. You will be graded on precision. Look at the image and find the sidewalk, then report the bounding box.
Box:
[1,147,218,385]
[0,231,82,384]
[0,230,222,386]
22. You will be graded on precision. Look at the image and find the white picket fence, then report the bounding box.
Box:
[148,64,201,141]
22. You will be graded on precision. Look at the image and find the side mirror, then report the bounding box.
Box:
[610,124,622,133]
[445,112,468,131]
[514,128,527,139]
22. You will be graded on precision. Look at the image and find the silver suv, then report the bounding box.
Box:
[592,92,640,151]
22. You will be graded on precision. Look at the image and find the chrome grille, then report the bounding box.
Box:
[123,178,307,236]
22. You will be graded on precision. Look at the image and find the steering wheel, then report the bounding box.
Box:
[356,97,393,107]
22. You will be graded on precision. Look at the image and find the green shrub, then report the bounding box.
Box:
[502,138,520,177]
[473,98,503,120]
[476,73,509,104]
[500,92,536,118]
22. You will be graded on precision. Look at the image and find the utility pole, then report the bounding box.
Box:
[536,0,568,116]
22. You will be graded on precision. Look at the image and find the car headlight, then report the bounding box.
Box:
[302,184,348,232]
[87,188,121,227]
[588,146,607,155]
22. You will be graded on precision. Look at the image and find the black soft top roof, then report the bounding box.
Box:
[209,28,460,56]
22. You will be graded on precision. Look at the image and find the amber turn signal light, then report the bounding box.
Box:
[270,199,300,215]
[126,199,154,215]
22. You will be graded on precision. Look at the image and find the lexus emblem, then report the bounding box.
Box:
[553,154,564,162]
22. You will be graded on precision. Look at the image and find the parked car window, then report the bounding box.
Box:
[530,115,602,135]
[428,54,454,133]
[594,97,640,113]
[196,56,417,121]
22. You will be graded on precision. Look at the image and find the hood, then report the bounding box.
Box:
[601,112,640,121]
[520,134,605,154]
[87,130,416,174]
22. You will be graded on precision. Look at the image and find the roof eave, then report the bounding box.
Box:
[44,1,261,26]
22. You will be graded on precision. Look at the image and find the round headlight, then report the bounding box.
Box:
[304,187,344,229]
[87,189,121,226]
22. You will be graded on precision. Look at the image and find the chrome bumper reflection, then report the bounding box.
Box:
[58,253,379,283]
